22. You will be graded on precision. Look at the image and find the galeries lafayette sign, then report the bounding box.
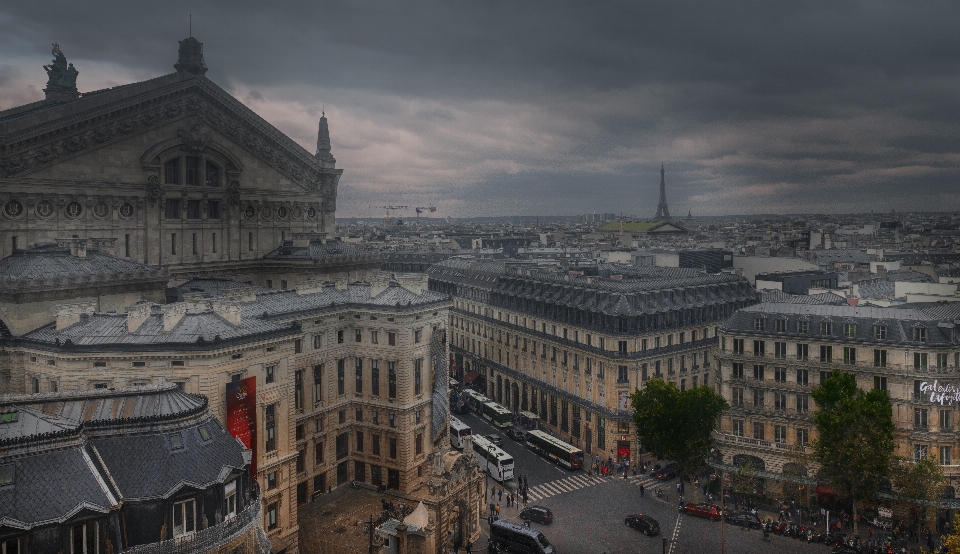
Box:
[920,381,960,405]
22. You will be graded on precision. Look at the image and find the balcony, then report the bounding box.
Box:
[122,498,269,554]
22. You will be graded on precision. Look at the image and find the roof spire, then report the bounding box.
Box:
[174,35,207,76]
[315,112,335,165]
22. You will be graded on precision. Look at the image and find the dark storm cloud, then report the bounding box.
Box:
[2,1,960,216]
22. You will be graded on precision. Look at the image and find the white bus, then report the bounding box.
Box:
[481,402,514,428]
[471,435,515,482]
[449,416,472,449]
[464,390,491,414]
[525,430,584,469]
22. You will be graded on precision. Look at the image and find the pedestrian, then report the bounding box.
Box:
[640,484,645,497]
[498,489,502,502]
[496,503,501,516]
[466,541,472,554]
[489,502,494,515]
[633,466,637,477]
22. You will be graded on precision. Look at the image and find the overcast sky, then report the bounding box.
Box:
[2,1,960,218]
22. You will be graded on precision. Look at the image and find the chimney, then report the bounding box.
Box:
[223,286,258,302]
[182,292,209,314]
[161,303,187,331]
[126,302,155,333]
[395,274,428,295]
[369,275,390,297]
[335,279,348,291]
[57,237,88,257]
[55,301,96,330]
[296,279,324,295]
[211,300,242,326]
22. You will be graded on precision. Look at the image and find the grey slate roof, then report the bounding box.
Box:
[0,246,166,285]
[857,281,896,299]
[242,281,449,322]
[0,446,114,527]
[886,269,935,283]
[723,302,960,347]
[0,386,247,527]
[173,278,273,301]
[91,418,245,500]
[759,290,848,305]
[22,308,290,347]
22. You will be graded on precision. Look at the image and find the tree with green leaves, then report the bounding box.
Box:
[731,457,759,497]
[812,369,896,536]
[630,377,729,479]
[891,454,946,533]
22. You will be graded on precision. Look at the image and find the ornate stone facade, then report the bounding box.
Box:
[0,37,341,277]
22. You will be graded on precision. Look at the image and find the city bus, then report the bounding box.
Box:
[525,430,584,469]
[449,416,472,449]
[465,391,491,414]
[471,435,515,482]
[481,402,514,428]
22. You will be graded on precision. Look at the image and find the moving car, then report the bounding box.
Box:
[682,503,722,521]
[519,505,553,524]
[504,427,526,441]
[724,512,761,528]
[624,514,660,536]
[489,519,555,554]
[650,463,678,481]
[486,433,504,447]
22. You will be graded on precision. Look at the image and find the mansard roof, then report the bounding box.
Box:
[723,302,960,346]
[242,281,450,322]
[429,258,754,315]
[759,290,848,305]
[0,386,248,527]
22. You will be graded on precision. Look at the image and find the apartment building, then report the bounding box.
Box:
[1,274,453,554]
[715,302,960,498]
[429,259,757,462]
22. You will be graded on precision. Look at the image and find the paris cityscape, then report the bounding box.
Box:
[3,3,960,554]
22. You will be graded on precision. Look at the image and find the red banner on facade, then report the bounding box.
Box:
[226,377,257,477]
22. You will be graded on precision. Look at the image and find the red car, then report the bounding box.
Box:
[683,503,722,521]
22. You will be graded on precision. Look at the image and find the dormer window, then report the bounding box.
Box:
[915,328,927,343]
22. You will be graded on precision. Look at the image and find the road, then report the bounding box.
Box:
[456,411,839,554]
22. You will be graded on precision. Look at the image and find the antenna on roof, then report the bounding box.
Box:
[189,14,192,37]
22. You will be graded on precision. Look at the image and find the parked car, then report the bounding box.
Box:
[724,512,761,529]
[519,505,553,524]
[683,503,722,521]
[624,514,660,536]
[486,433,504,447]
[650,464,678,481]
[504,427,526,441]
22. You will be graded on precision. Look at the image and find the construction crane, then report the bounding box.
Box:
[374,205,437,224]
[377,206,410,220]
[414,206,437,219]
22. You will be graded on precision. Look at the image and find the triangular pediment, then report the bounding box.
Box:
[0,75,339,194]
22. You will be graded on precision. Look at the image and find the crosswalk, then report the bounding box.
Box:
[523,473,664,503]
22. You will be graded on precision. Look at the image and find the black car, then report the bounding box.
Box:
[650,464,678,481]
[625,514,660,536]
[504,428,526,441]
[486,433,504,447]
[519,505,553,524]
[724,512,761,529]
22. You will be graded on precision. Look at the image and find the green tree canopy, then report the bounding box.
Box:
[891,454,946,533]
[812,369,896,535]
[630,378,729,477]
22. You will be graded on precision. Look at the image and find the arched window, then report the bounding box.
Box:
[162,154,223,187]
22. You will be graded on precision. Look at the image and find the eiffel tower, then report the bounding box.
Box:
[655,163,671,220]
